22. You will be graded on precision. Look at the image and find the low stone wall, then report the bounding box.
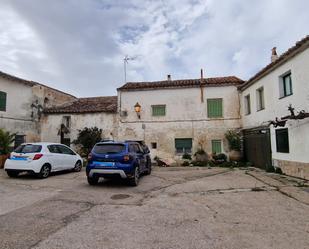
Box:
[276,159,309,180]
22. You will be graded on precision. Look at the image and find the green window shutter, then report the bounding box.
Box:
[207,99,223,118]
[175,138,192,153]
[212,140,222,153]
[0,91,7,111]
[152,105,166,116]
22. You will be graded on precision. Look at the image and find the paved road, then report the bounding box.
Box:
[0,167,308,249]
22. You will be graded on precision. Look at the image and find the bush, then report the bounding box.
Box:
[225,130,241,151]
[182,161,190,166]
[72,127,102,156]
[182,153,192,160]
[0,129,15,155]
[191,160,208,167]
[213,153,227,161]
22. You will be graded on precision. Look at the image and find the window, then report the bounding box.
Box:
[14,135,25,149]
[57,145,75,155]
[207,98,223,118]
[152,105,166,116]
[94,144,125,154]
[151,142,157,149]
[0,91,7,111]
[279,72,293,98]
[14,144,42,153]
[244,94,251,115]
[256,87,265,111]
[175,138,192,153]
[276,128,289,153]
[48,145,61,154]
[211,140,222,154]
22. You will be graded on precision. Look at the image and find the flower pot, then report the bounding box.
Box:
[195,153,209,162]
[228,150,242,162]
[0,154,9,168]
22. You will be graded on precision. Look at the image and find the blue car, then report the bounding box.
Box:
[86,141,151,186]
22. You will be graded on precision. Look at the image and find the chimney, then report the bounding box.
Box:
[271,47,278,62]
[167,74,171,81]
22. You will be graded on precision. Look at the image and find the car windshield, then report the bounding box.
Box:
[14,144,42,153]
[93,144,125,154]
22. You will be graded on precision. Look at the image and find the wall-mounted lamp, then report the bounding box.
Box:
[134,102,141,119]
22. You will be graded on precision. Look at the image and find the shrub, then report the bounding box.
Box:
[182,161,190,166]
[194,148,206,155]
[182,153,192,160]
[191,160,208,167]
[72,127,102,156]
[0,129,16,155]
[225,130,241,151]
[213,153,227,161]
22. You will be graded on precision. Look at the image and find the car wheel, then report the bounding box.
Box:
[87,176,99,185]
[145,164,152,175]
[38,164,51,179]
[128,166,139,186]
[7,171,19,178]
[73,161,82,172]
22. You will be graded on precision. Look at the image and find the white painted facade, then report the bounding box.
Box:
[41,112,117,144]
[117,85,241,159]
[0,74,75,143]
[240,46,309,178]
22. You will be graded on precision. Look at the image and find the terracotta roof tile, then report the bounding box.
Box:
[44,96,117,114]
[239,35,309,90]
[118,76,244,91]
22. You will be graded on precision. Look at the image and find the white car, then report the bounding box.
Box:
[4,142,83,178]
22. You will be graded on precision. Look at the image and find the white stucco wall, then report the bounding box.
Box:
[0,78,40,141]
[41,112,118,145]
[118,85,241,159]
[241,47,309,164]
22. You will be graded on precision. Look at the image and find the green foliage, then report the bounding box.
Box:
[194,148,206,155]
[212,153,227,161]
[72,127,102,156]
[0,129,16,155]
[191,160,208,167]
[182,161,190,166]
[182,153,192,160]
[225,130,241,151]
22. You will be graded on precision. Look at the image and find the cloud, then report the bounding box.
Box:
[0,0,308,97]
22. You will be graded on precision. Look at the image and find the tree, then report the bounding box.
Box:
[72,127,102,156]
[0,129,16,155]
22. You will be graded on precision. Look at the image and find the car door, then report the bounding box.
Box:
[56,145,77,169]
[134,144,146,172]
[47,145,64,171]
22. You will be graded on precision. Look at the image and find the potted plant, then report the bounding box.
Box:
[194,148,209,163]
[0,129,16,168]
[225,130,242,161]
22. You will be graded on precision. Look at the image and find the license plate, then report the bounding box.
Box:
[11,156,28,161]
[93,161,115,167]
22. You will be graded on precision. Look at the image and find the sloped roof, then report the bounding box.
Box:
[0,70,76,98]
[0,70,35,86]
[239,35,309,90]
[44,96,117,114]
[118,76,244,91]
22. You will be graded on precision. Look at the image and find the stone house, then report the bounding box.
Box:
[239,36,309,179]
[0,71,75,146]
[41,96,118,146]
[117,75,243,160]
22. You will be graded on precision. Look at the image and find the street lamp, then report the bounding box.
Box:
[134,102,141,119]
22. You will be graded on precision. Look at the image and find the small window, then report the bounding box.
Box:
[14,144,42,153]
[207,98,223,118]
[279,72,293,98]
[211,140,222,154]
[152,105,166,116]
[0,91,7,112]
[244,94,251,115]
[276,128,289,153]
[57,145,75,155]
[62,116,71,128]
[14,135,25,149]
[151,142,157,149]
[256,87,265,111]
[175,138,192,153]
[48,145,61,154]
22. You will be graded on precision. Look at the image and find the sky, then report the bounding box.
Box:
[0,0,308,97]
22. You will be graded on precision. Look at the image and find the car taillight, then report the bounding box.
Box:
[123,155,130,162]
[33,154,43,160]
[88,153,92,160]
